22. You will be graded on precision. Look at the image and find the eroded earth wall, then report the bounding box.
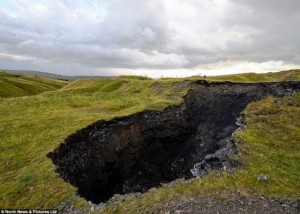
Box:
[48,81,300,203]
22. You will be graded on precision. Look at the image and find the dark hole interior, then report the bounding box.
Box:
[48,81,299,203]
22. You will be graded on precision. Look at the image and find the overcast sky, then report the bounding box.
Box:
[0,0,299,77]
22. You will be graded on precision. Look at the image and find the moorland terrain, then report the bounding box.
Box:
[0,69,299,213]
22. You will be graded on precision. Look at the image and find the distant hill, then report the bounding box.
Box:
[0,71,68,98]
[1,69,299,98]
[205,69,300,82]
[2,68,299,82]
[1,69,114,81]
[161,69,300,82]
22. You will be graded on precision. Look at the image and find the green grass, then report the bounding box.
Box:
[0,78,189,209]
[0,71,68,98]
[0,70,299,212]
[206,69,300,82]
[163,69,300,82]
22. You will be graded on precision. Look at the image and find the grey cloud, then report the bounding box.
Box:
[234,0,300,14]
[0,0,299,75]
[222,0,300,63]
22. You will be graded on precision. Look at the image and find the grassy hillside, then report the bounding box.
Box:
[0,71,299,212]
[0,78,190,209]
[206,69,300,82]
[163,69,300,82]
[0,72,68,98]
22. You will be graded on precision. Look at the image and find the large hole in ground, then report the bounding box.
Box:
[48,81,299,203]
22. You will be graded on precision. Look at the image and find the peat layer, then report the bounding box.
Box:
[48,81,300,203]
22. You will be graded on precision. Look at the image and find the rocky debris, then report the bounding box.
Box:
[257,174,269,181]
[191,116,245,178]
[48,81,300,203]
[57,194,85,214]
[157,193,300,214]
[173,80,193,92]
[190,138,236,177]
[113,202,118,212]
[58,204,85,214]
[285,88,293,96]
[235,116,247,133]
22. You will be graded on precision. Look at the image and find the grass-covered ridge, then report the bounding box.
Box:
[163,69,300,82]
[206,69,300,82]
[0,70,299,211]
[0,71,68,98]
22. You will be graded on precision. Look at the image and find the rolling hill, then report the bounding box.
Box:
[161,69,300,82]
[0,72,68,98]
[2,69,114,81]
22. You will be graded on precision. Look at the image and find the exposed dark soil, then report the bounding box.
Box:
[48,81,300,204]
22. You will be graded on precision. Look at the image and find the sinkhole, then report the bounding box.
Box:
[48,81,299,203]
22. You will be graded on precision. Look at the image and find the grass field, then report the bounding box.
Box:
[0,71,68,98]
[0,70,299,212]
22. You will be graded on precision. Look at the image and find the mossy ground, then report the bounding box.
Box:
[0,70,299,212]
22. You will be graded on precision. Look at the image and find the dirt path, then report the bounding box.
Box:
[156,193,299,214]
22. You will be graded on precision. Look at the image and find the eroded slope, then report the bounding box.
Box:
[48,81,300,203]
